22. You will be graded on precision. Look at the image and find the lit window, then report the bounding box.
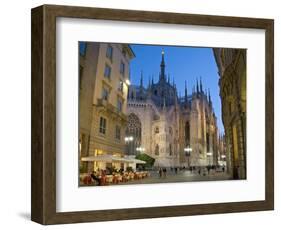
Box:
[99,117,106,134]
[106,45,113,60]
[104,65,111,79]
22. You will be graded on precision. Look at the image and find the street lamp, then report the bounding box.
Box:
[136,147,145,152]
[184,147,192,167]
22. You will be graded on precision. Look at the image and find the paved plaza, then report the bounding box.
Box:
[113,169,232,186]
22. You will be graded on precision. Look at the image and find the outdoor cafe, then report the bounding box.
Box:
[80,154,149,186]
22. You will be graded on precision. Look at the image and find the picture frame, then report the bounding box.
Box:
[31,4,274,225]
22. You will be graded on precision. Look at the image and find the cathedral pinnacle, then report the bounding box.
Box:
[168,74,170,84]
[208,89,212,105]
[185,80,188,103]
[200,77,203,93]
[140,70,143,88]
[160,49,166,82]
[196,78,199,93]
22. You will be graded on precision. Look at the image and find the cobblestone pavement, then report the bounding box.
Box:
[115,169,232,186]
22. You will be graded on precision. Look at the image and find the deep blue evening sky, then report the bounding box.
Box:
[129,44,224,134]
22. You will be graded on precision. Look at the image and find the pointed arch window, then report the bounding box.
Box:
[126,113,142,155]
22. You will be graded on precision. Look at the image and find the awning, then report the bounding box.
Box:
[131,159,146,164]
[81,154,113,162]
[124,157,146,164]
[112,156,132,163]
[81,154,134,163]
[81,154,147,164]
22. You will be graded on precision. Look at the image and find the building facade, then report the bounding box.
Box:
[127,51,220,168]
[213,48,246,179]
[79,42,135,172]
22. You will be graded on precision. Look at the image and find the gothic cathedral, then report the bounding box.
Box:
[127,51,219,168]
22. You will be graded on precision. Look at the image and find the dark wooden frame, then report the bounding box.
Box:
[31,4,274,225]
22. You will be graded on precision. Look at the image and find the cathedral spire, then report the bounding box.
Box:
[200,76,203,93]
[140,70,143,88]
[208,89,212,105]
[174,89,178,104]
[160,49,166,82]
[148,75,151,88]
[185,80,188,103]
[196,78,199,94]
[152,74,154,85]
[168,73,170,84]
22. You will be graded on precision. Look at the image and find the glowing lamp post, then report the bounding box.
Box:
[136,147,145,153]
[125,136,134,155]
[184,147,192,167]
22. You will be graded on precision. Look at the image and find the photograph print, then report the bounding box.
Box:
[78,42,246,186]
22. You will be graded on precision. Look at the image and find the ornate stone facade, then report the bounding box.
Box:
[213,48,246,179]
[127,51,220,167]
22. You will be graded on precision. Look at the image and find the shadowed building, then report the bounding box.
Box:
[79,42,135,172]
[213,48,246,179]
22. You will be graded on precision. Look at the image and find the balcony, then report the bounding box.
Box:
[97,98,127,122]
